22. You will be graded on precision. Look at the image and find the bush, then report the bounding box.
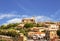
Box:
[0,40,6,41]
[57,30,60,38]
[0,23,19,29]
[24,23,36,28]
[0,29,20,37]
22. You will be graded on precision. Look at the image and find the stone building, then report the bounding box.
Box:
[22,17,35,23]
[48,24,59,39]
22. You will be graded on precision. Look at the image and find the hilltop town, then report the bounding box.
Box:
[0,17,60,41]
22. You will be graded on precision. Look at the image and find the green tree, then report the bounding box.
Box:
[20,29,25,34]
[24,23,35,28]
[57,30,60,38]
[7,23,19,28]
[37,24,41,27]
[0,23,19,29]
[0,40,6,41]
[37,23,48,27]
[0,25,7,29]
[0,29,20,37]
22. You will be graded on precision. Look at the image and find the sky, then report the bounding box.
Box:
[0,0,60,25]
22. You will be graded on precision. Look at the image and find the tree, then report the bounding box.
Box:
[0,29,20,37]
[0,25,7,29]
[0,40,6,41]
[24,23,34,28]
[20,29,26,35]
[37,24,41,27]
[0,23,19,29]
[7,23,19,28]
[57,30,60,38]
[38,23,45,27]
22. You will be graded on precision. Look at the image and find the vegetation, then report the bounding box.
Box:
[0,23,47,36]
[0,25,7,29]
[24,23,37,28]
[20,29,25,35]
[0,22,51,37]
[57,30,60,38]
[0,39,6,41]
[0,29,20,37]
[0,23,19,29]
[24,23,33,28]
[37,24,42,27]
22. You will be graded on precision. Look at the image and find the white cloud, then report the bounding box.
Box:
[0,14,30,19]
[50,10,60,21]
[2,14,53,25]
[22,15,29,18]
[35,16,53,22]
[7,18,22,24]
[2,18,22,25]
[0,14,17,19]
[6,15,52,24]
[51,10,60,18]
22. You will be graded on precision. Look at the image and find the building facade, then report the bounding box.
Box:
[22,17,35,23]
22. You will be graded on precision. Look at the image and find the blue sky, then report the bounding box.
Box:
[0,0,60,25]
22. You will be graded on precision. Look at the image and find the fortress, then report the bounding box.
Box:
[22,17,35,23]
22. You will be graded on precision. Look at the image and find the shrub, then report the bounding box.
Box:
[0,29,20,37]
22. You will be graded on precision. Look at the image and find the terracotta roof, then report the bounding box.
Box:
[34,32,45,34]
[29,32,45,34]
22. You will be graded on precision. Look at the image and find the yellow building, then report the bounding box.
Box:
[48,24,59,39]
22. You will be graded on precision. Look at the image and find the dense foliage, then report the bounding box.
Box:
[0,23,19,29]
[0,29,20,37]
[0,40,6,41]
[57,30,60,38]
[0,23,48,37]
[24,23,37,28]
